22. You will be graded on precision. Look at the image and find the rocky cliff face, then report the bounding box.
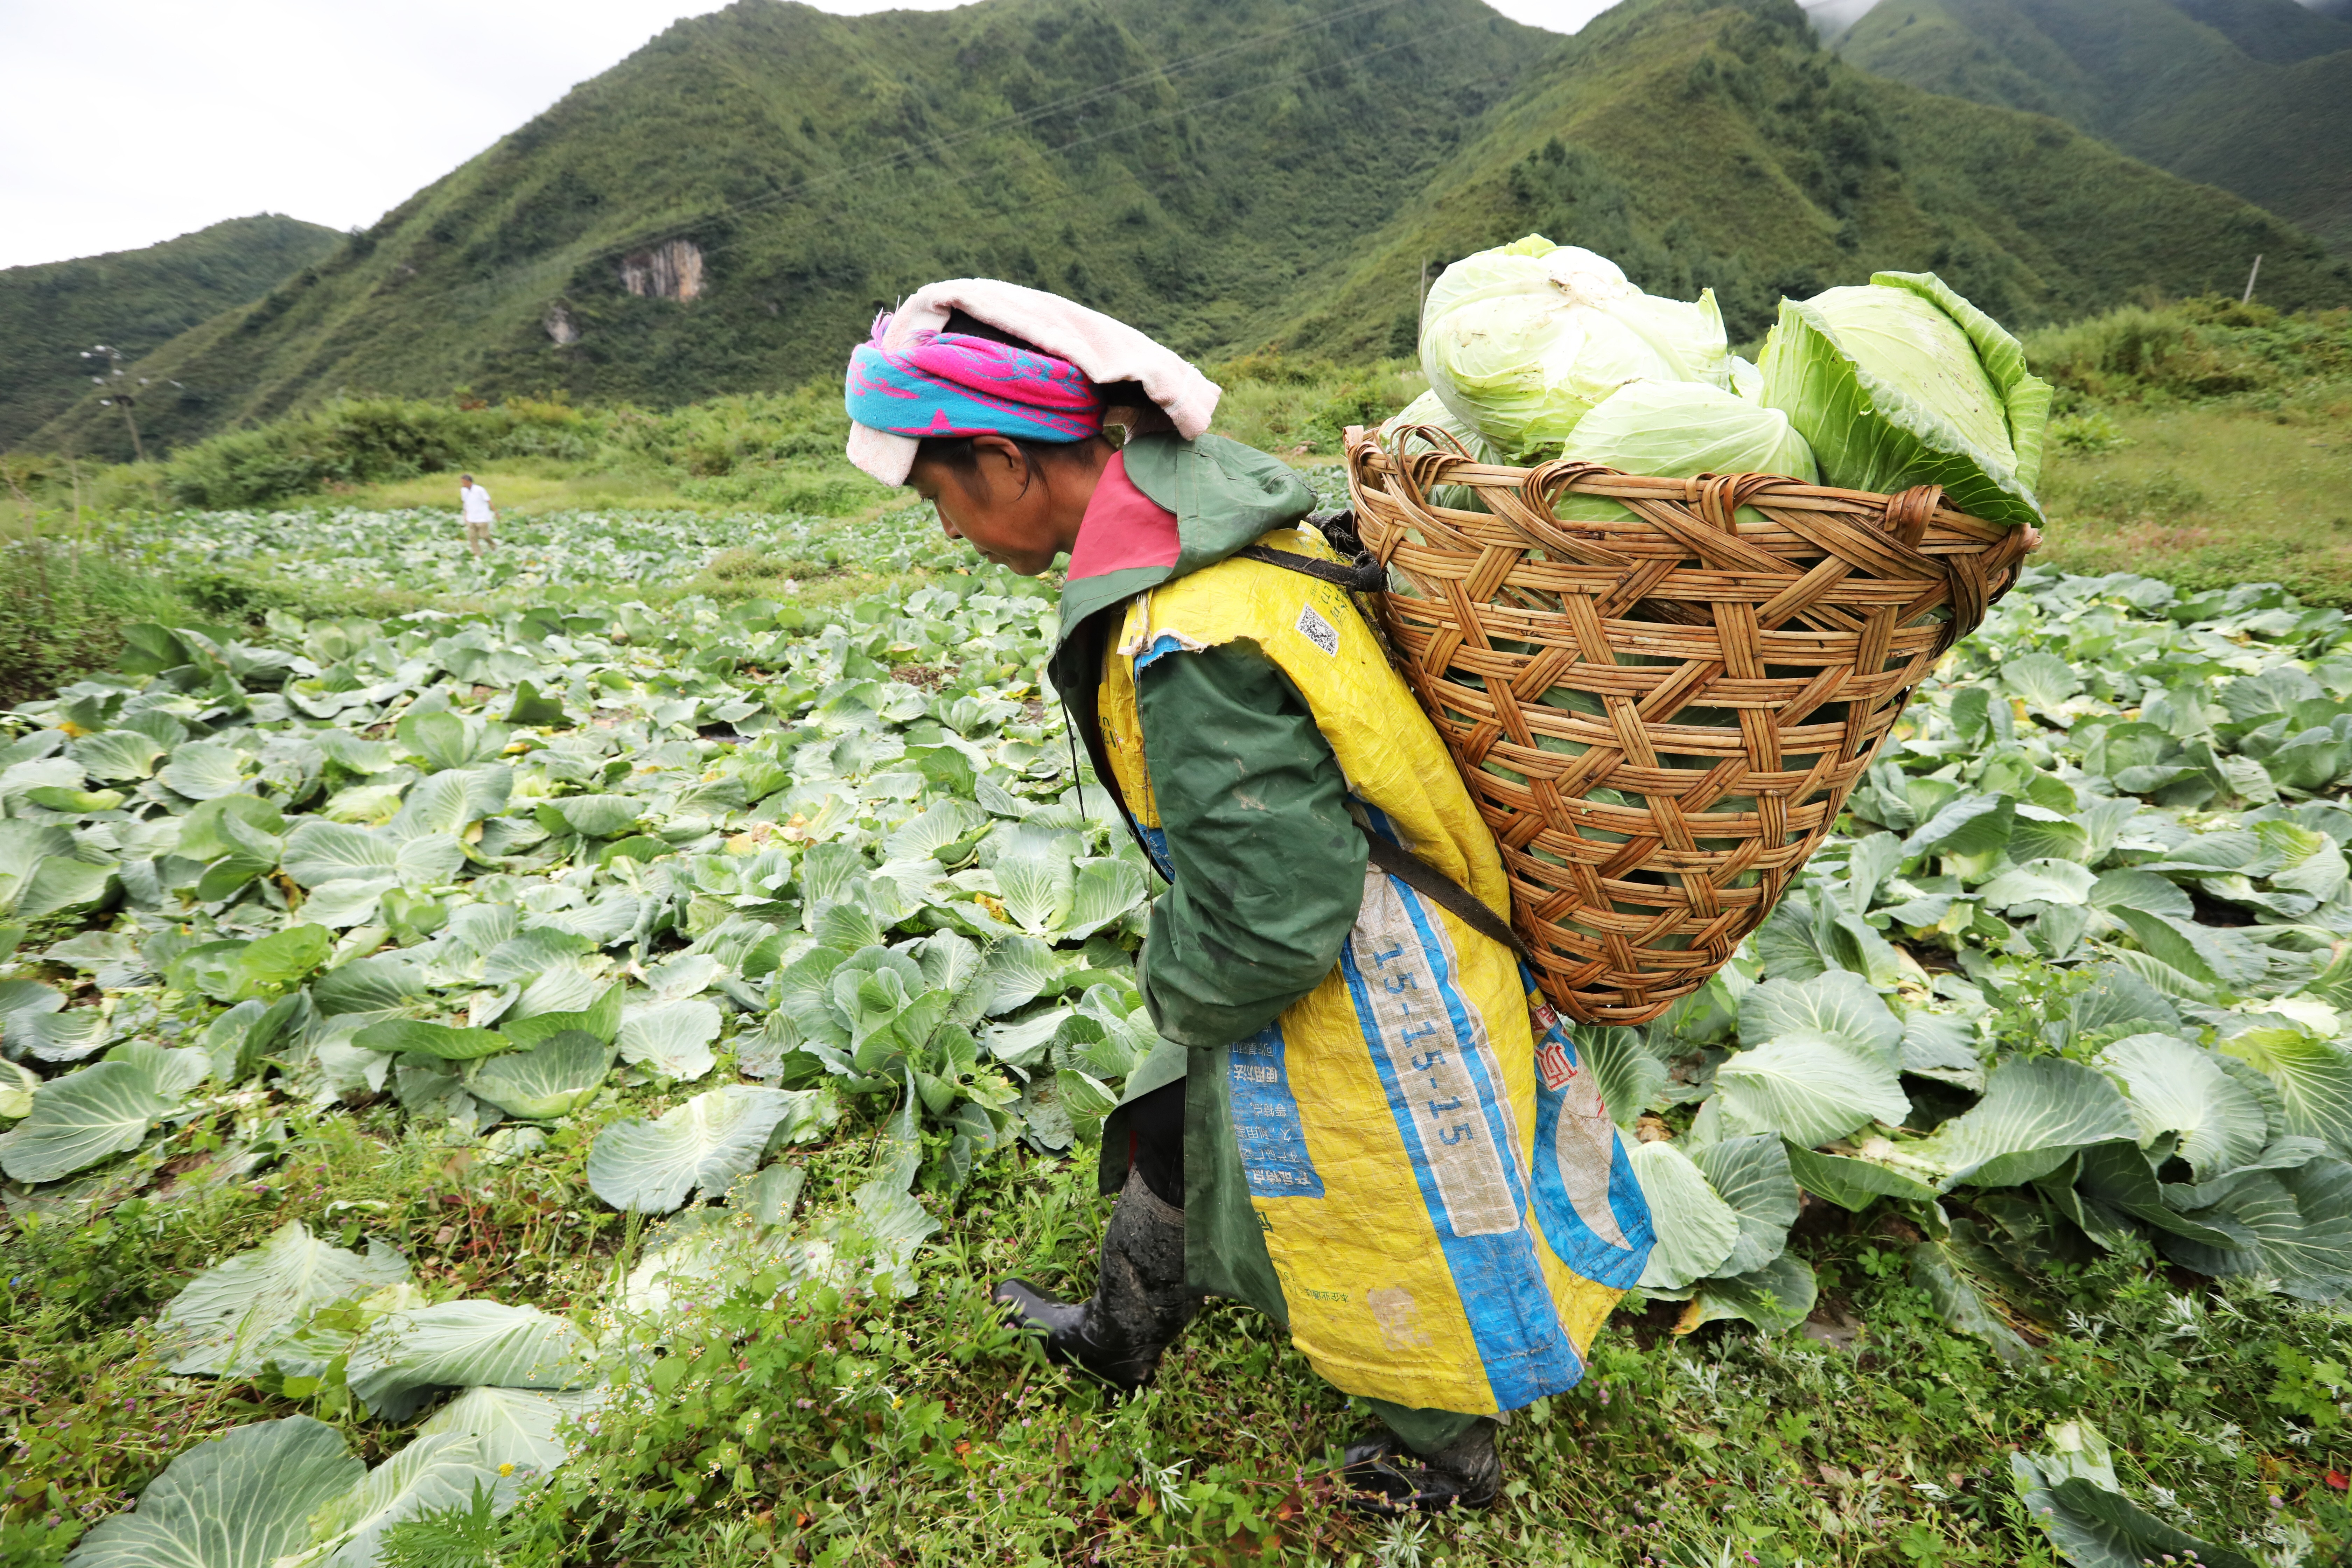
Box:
[620,240,703,302]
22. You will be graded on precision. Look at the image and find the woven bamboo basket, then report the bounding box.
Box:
[1342,422,2038,1026]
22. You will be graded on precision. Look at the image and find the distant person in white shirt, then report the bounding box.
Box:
[458,474,496,558]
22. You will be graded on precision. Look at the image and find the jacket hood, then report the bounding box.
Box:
[1051,431,1316,661]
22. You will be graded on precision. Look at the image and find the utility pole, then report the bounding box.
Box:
[79,344,154,463]
[2241,254,2263,306]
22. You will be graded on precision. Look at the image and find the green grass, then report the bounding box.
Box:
[2019,296,2352,603]
[0,498,199,705]
[2032,397,2352,603]
[289,463,719,516]
[7,1094,2344,1567]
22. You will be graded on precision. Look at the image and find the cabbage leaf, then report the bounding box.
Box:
[1757,270,2051,528]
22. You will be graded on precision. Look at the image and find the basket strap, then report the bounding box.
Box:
[1233,542,1386,594]
[1307,508,1365,555]
[1244,519,1530,964]
[1351,812,1531,965]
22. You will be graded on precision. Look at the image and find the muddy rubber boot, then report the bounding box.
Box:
[993,1169,1202,1391]
[1340,1419,1502,1515]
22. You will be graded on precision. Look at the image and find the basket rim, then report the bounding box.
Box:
[1346,421,2033,545]
[1338,421,2039,1025]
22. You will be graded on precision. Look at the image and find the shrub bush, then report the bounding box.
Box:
[2024,296,2352,405]
[152,385,864,509]
[0,534,193,702]
[161,397,596,507]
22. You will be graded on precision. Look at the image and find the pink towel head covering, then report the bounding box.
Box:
[845,278,1222,486]
[845,323,1106,444]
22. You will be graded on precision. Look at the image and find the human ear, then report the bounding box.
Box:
[968,434,1030,499]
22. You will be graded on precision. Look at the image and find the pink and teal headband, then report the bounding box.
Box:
[844,316,1105,446]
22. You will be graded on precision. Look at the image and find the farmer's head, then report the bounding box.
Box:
[909,426,1112,576]
[460,473,474,484]
[845,308,1143,576]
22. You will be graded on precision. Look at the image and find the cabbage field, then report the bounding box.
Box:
[3,495,2349,1568]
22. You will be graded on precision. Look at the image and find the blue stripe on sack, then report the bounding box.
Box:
[1227,1021,1325,1199]
[1136,825,1175,882]
[1393,891,1530,1220]
[1524,996,1656,1289]
[1134,632,1191,672]
[1354,796,1402,847]
[1341,884,1581,1409]
[1390,889,1586,1398]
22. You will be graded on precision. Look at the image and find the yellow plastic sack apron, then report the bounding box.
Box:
[1097,527,1656,1414]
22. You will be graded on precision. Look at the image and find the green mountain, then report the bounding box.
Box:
[30,0,2351,460]
[2170,0,2352,62]
[0,215,342,450]
[32,0,1547,460]
[1837,0,2352,254]
[1282,0,2348,356]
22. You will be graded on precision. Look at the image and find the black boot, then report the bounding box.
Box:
[993,1169,1201,1390]
[1340,1419,1502,1514]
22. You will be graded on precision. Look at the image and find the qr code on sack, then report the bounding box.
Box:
[1295,603,1339,656]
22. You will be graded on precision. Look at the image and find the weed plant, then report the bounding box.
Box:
[0,488,195,703]
[2022,298,2352,410]
[6,1102,2344,1566]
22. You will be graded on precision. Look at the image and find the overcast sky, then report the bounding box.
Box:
[0,0,1621,271]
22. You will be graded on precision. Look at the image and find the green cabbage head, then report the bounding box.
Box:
[1378,388,1504,514]
[1419,235,1729,461]
[1563,380,1818,483]
[1379,387,1498,463]
[1757,271,2051,528]
[1556,379,1817,526]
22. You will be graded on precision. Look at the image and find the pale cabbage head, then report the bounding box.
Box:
[1756,271,2051,528]
[1377,389,1503,515]
[1563,380,1818,483]
[1419,234,1730,461]
[1378,388,1496,463]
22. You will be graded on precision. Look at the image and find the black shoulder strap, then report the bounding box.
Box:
[1231,509,1386,593]
[1237,511,1533,966]
[1232,543,1387,593]
[1357,822,1532,965]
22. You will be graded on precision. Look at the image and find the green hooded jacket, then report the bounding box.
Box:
[1045,432,1493,1445]
[1050,428,1368,1326]
[1047,430,1370,1091]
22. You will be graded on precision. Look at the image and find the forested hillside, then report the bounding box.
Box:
[1282,0,2348,355]
[1837,0,2352,254]
[29,0,1547,460]
[0,215,341,449]
[29,0,2352,461]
